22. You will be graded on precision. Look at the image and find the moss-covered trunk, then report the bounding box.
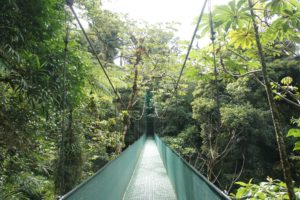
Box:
[116,44,142,154]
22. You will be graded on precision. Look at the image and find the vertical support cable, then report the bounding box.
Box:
[59,4,70,194]
[208,0,221,128]
[208,0,217,80]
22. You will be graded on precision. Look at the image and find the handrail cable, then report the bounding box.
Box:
[66,1,124,106]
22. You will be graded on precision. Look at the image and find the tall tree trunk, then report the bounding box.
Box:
[116,51,141,154]
[248,1,295,199]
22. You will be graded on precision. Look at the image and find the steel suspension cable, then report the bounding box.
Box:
[66,1,124,106]
[175,0,208,91]
[160,0,208,117]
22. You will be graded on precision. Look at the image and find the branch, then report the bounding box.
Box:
[221,47,300,108]
[227,154,245,193]
[220,56,262,78]
[287,0,299,8]
[211,169,222,185]
[251,0,262,7]
[131,97,146,121]
[139,72,167,87]
[274,92,300,108]
[216,131,237,161]
[252,8,272,13]
[252,74,265,86]
[271,79,300,104]
[144,51,161,73]
[226,48,250,61]
[154,104,164,119]
[253,75,300,108]
[255,14,270,27]
[131,97,140,108]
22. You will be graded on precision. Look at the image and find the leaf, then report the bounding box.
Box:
[256,191,266,199]
[294,141,300,151]
[287,129,300,138]
[225,21,232,32]
[237,0,247,9]
[228,29,255,49]
[236,187,248,198]
[236,181,249,186]
[281,76,293,85]
[35,55,41,69]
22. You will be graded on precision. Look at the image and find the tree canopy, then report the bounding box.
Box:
[0,0,300,199]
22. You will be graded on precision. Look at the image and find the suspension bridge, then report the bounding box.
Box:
[59,0,231,199]
[60,134,230,200]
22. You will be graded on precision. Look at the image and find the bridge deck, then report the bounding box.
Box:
[123,137,177,200]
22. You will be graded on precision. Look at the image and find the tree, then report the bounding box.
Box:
[247,0,296,198]
[195,0,299,198]
[114,21,180,152]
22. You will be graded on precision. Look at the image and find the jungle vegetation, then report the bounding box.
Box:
[0,0,300,199]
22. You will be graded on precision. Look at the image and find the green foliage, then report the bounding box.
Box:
[164,60,299,191]
[281,76,293,85]
[163,125,199,160]
[79,0,125,62]
[288,128,300,151]
[232,177,300,199]
[288,129,300,138]
[260,0,300,49]
[160,0,300,196]
[228,28,255,49]
[0,0,134,197]
[198,0,249,36]
[221,103,263,131]
[0,172,54,200]
[271,63,300,152]
[1,0,300,198]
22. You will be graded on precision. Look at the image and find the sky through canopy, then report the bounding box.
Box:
[103,0,231,40]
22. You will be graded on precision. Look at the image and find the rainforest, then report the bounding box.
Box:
[0,0,300,199]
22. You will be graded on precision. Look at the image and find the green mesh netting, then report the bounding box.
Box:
[60,134,146,200]
[154,134,231,200]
